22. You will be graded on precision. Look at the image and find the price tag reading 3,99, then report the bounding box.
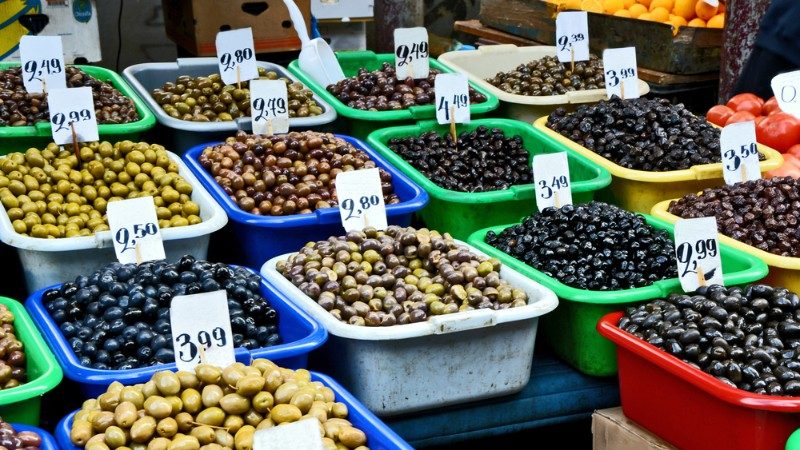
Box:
[170,290,235,372]
[720,120,761,185]
[335,168,388,232]
[435,73,470,125]
[47,86,98,145]
[216,28,258,85]
[106,196,166,265]
[19,36,66,94]
[532,152,573,211]
[394,27,430,80]
[771,70,800,118]
[555,12,589,63]
[253,418,325,450]
[603,47,640,100]
[674,217,724,293]
[250,79,289,135]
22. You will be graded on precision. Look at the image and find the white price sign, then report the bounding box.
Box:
[533,152,573,210]
[603,47,640,100]
[555,12,589,63]
[435,73,470,125]
[106,196,166,264]
[703,0,720,7]
[47,86,98,145]
[771,70,800,119]
[19,36,66,94]
[674,217,724,293]
[394,27,430,80]
[335,168,387,232]
[720,120,760,185]
[216,28,259,86]
[170,290,235,372]
[253,418,325,450]
[250,79,289,135]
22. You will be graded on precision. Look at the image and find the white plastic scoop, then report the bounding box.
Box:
[282,0,345,86]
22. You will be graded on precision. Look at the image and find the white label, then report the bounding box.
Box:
[394,27,430,80]
[335,167,388,232]
[771,70,800,118]
[170,290,235,372]
[702,0,720,7]
[106,196,166,265]
[720,121,761,186]
[603,47,640,100]
[533,152,573,210]
[674,217,724,293]
[216,28,259,86]
[47,86,98,145]
[555,12,589,63]
[250,79,289,135]
[19,36,66,94]
[253,418,325,450]
[435,73,470,125]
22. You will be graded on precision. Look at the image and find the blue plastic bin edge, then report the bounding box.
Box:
[13,424,58,450]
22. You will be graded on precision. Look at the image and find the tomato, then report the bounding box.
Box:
[706,105,734,126]
[788,144,800,158]
[725,111,757,125]
[755,116,766,126]
[763,96,781,115]
[734,99,764,116]
[727,93,764,110]
[756,112,800,152]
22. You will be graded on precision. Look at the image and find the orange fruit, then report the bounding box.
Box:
[707,13,724,28]
[687,17,707,27]
[650,6,670,21]
[614,9,633,16]
[668,14,688,27]
[671,0,695,20]
[649,0,674,11]
[638,12,657,21]
[628,3,648,17]
[581,0,604,12]
[603,0,625,13]
[622,0,636,7]
[695,0,718,20]
[564,0,583,9]
[637,0,652,6]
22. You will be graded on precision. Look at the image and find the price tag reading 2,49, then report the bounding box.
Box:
[47,86,98,145]
[106,196,166,265]
[216,27,259,86]
[720,120,761,185]
[674,217,724,293]
[19,35,66,94]
[335,168,388,232]
[435,73,470,125]
[394,27,430,80]
[603,47,640,100]
[555,11,589,63]
[532,152,573,211]
[170,290,235,372]
[250,79,289,135]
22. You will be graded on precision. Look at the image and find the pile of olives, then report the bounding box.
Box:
[0,141,201,238]
[151,68,323,122]
[486,55,605,96]
[0,304,26,390]
[70,360,371,450]
[0,419,42,449]
[277,226,529,326]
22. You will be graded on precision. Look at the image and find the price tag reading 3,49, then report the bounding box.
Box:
[106,196,165,265]
[394,27,430,80]
[435,73,470,125]
[47,86,98,145]
[720,120,761,185]
[674,217,724,293]
[216,28,258,85]
[532,152,573,211]
[250,79,289,135]
[555,11,589,63]
[19,35,66,94]
[170,290,235,372]
[603,47,640,100]
[771,70,800,118]
[335,168,388,232]
[253,418,325,450]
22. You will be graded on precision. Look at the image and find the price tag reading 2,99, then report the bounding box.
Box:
[19,35,66,94]
[216,27,259,86]
[532,152,573,211]
[674,217,724,293]
[602,47,640,100]
[555,12,589,63]
[170,290,235,372]
[720,120,761,185]
[394,27,430,80]
[47,86,98,145]
[435,73,470,125]
[250,79,289,135]
[106,196,166,265]
[335,168,388,232]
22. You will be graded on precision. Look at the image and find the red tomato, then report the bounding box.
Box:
[788,144,800,158]
[755,116,766,126]
[727,93,764,110]
[756,112,800,152]
[763,96,781,115]
[734,99,764,116]
[725,111,757,125]
[706,105,734,126]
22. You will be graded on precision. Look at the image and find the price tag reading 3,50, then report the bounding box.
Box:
[335,168,388,232]
[435,73,470,125]
[771,70,800,118]
[532,152,573,211]
[555,11,589,63]
[394,27,430,80]
[170,290,235,372]
[19,35,66,94]
[250,79,289,135]
[720,120,761,185]
[674,217,724,293]
[106,196,166,265]
[216,27,259,85]
[47,86,98,145]
[253,418,325,450]
[603,47,640,100]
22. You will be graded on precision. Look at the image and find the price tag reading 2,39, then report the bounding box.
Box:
[532,152,573,211]
[106,196,165,265]
[250,79,289,135]
[435,73,470,125]
[771,70,800,118]
[170,290,235,372]
[19,35,66,94]
[555,11,589,64]
[335,168,388,232]
[216,27,259,86]
[720,120,761,185]
[47,86,98,145]
[674,217,724,293]
[603,47,639,100]
[394,27,430,80]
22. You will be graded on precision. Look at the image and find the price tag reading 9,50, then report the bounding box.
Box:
[555,12,589,63]
[603,47,640,100]
[47,86,98,145]
[106,196,166,265]
[532,152,573,211]
[335,168,388,232]
[170,290,235,372]
[674,217,724,293]
[720,120,761,185]
[771,70,800,118]
[19,35,66,94]
[435,73,470,125]
[250,79,289,135]
[394,27,430,80]
[216,27,259,85]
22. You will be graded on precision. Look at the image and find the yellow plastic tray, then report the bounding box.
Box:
[651,199,800,293]
[533,116,784,213]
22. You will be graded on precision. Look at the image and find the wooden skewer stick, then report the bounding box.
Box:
[570,47,575,74]
[267,118,273,136]
[135,242,143,265]
[741,163,748,183]
[554,191,561,209]
[620,80,626,101]
[696,265,707,288]
[236,66,241,90]
[449,105,457,144]
[199,344,208,364]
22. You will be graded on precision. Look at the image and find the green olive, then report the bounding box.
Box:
[130,416,156,443]
[196,407,226,426]
[219,393,250,415]
[270,404,302,424]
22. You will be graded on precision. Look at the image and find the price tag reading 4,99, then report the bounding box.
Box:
[216,28,259,86]
[532,152,573,211]
[335,168,388,232]
[435,73,470,125]
[771,70,800,118]
[674,217,724,293]
[106,196,166,264]
[19,36,66,94]
[603,47,640,100]
[250,79,289,135]
[555,12,589,63]
[720,120,761,185]
[394,27,430,80]
[170,290,235,372]
[47,86,98,145]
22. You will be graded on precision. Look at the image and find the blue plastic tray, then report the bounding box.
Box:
[25,269,327,397]
[182,134,429,269]
[56,371,413,450]
[13,424,58,450]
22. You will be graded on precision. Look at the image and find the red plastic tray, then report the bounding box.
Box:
[598,312,800,450]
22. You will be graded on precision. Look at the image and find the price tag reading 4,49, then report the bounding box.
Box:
[19,35,66,94]
[603,47,640,100]
[106,196,166,265]
[771,70,800,118]
[435,73,470,125]
[394,27,430,80]
[250,79,289,135]
[216,28,259,86]
[47,86,98,145]
[555,12,589,63]
[335,168,388,232]
[533,152,573,210]
[720,120,761,185]
[170,290,235,372]
[674,217,724,293]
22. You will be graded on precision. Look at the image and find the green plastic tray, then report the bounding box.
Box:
[287,51,499,138]
[0,63,156,153]
[366,118,612,240]
[787,429,800,450]
[467,214,769,377]
[0,296,62,424]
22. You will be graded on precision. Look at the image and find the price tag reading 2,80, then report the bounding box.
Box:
[394,27,430,80]
[250,79,289,135]
[106,196,166,265]
[532,152,573,211]
[603,47,640,100]
[170,290,235,372]
[335,168,388,232]
[435,73,470,125]
[47,86,98,145]
[216,27,259,86]
[674,217,724,293]
[720,120,761,185]
[19,35,66,94]
[555,11,589,63]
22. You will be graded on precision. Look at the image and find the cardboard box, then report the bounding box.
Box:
[311,0,373,20]
[161,0,310,56]
[593,407,677,450]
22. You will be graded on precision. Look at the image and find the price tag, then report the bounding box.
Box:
[106,196,166,264]
[603,47,639,100]
[435,73,470,125]
[674,217,724,293]
[720,120,760,185]
[253,418,325,450]
[335,168,387,232]
[170,290,235,372]
[216,27,259,86]
[47,86,98,146]
[250,79,289,135]
[19,36,66,94]
[771,70,800,118]
[533,152,573,210]
[702,0,720,7]
[555,11,589,63]
[394,27,430,80]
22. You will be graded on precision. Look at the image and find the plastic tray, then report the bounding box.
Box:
[287,51,500,138]
[56,370,413,450]
[122,58,338,152]
[261,239,558,416]
[183,134,429,269]
[0,63,156,153]
[788,430,800,450]
[366,118,611,240]
[0,149,228,293]
[466,215,769,376]
[0,297,62,425]
[532,116,784,214]
[437,45,650,123]
[25,270,326,398]
[599,311,800,450]
[13,424,58,450]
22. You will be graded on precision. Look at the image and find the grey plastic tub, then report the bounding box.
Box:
[122,58,338,152]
